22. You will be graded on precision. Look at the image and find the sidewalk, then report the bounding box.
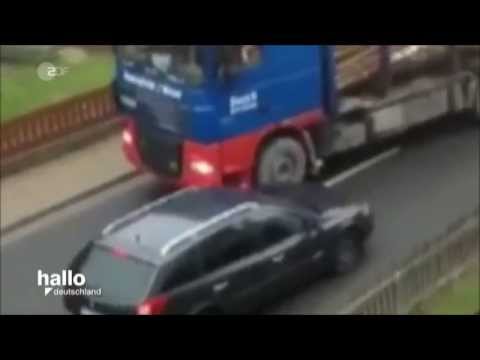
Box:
[1,132,135,233]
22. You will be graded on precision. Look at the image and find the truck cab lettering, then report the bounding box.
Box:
[123,71,156,91]
[160,85,182,100]
[230,91,258,115]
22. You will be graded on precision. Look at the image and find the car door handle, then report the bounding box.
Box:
[272,254,285,263]
[213,281,229,293]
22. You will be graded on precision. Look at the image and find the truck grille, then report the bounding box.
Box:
[137,126,183,177]
[134,90,184,178]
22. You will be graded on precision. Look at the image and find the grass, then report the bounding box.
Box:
[411,263,479,315]
[1,50,115,124]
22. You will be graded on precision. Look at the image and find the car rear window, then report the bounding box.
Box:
[80,245,157,306]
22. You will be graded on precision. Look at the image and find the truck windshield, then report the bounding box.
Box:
[219,45,262,75]
[116,45,205,86]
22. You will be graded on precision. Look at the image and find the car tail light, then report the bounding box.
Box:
[137,295,169,315]
[111,247,128,259]
[123,128,133,145]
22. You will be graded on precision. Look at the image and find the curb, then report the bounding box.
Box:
[1,118,122,178]
[1,171,138,237]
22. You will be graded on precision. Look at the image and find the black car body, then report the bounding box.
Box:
[63,185,373,315]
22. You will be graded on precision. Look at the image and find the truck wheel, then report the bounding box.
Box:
[257,137,307,186]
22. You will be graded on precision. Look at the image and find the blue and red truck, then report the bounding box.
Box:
[113,45,479,189]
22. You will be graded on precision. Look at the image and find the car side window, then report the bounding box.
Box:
[260,215,304,249]
[162,252,201,292]
[201,222,261,275]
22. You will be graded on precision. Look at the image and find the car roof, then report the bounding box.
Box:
[96,188,260,265]
[95,185,344,265]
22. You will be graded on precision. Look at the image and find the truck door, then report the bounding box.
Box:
[215,46,324,174]
[218,45,325,133]
[217,45,269,139]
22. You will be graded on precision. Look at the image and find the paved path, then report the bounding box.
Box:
[1,133,133,232]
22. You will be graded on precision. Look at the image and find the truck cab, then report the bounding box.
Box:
[114,45,479,189]
[115,45,337,188]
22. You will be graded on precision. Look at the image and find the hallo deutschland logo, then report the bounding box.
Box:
[37,270,101,297]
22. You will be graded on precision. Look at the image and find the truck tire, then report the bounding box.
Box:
[257,137,307,186]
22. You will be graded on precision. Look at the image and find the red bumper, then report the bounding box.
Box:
[121,120,227,188]
[122,121,143,172]
[121,109,324,190]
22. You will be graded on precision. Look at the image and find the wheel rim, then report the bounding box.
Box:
[257,138,307,186]
[270,153,301,184]
[274,157,295,183]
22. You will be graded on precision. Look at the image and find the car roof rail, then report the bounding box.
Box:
[101,187,198,237]
[160,202,260,256]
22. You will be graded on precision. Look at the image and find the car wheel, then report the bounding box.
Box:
[331,232,364,275]
[257,137,307,186]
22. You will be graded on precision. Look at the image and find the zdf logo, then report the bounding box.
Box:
[37,269,85,296]
[37,62,68,81]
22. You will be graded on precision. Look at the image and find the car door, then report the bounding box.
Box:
[287,208,331,272]
[250,206,338,300]
[249,210,310,300]
[256,230,305,304]
[278,207,340,279]
[192,217,276,314]
[154,250,208,315]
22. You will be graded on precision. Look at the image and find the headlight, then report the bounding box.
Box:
[122,129,133,145]
[190,160,215,175]
[120,95,137,109]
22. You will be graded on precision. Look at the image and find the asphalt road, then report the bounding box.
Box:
[1,120,478,314]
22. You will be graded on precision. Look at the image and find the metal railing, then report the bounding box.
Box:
[340,211,479,315]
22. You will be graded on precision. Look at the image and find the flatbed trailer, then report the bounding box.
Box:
[323,71,479,159]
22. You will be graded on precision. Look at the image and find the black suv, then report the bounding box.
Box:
[63,184,373,315]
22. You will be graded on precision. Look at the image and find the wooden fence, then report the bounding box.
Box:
[1,86,117,160]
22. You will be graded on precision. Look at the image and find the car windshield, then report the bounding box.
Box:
[116,45,205,86]
[80,245,157,306]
